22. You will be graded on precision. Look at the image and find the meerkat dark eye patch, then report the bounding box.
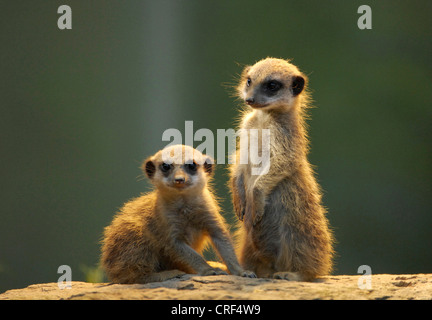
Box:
[185,162,198,174]
[262,80,283,96]
[203,157,214,176]
[160,162,172,174]
[144,160,156,179]
[246,78,251,87]
[291,76,305,96]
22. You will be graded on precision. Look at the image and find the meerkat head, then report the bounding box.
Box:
[143,144,214,193]
[237,57,307,111]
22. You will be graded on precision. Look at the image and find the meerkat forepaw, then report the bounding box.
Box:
[201,268,228,276]
[245,189,265,226]
[241,270,257,278]
[250,202,265,227]
[240,208,245,221]
[213,268,229,275]
[233,201,245,221]
[235,206,245,221]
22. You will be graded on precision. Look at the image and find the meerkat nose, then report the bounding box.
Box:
[246,97,255,105]
[174,177,185,184]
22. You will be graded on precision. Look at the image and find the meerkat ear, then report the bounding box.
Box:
[291,75,305,96]
[143,158,156,179]
[203,156,215,176]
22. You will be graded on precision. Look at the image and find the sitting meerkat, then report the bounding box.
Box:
[101,144,256,284]
[230,57,334,281]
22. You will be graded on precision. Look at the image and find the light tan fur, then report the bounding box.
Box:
[230,58,334,281]
[101,144,255,284]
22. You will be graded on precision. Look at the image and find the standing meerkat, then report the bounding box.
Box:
[230,57,334,281]
[101,144,256,284]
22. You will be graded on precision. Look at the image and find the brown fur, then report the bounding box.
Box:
[230,58,334,281]
[101,144,255,284]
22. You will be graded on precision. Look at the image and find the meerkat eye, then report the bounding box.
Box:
[246,78,251,87]
[161,163,172,172]
[185,162,197,172]
[266,80,282,92]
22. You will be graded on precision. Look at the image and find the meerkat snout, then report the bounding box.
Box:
[245,97,255,105]
[174,175,185,184]
[173,166,186,187]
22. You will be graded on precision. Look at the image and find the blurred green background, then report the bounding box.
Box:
[1,0,431,293]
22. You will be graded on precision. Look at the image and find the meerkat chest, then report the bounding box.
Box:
[166,201,208,232]
[242,110,272,131]
[175,203,210,250]
[238,111,275,183]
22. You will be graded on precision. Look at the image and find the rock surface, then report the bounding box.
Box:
[1,274,431,300]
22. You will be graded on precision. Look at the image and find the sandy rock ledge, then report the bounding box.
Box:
[0,274,431,300]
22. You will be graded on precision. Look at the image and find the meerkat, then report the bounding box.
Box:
[230,57,334,281]
[101,144,256,284]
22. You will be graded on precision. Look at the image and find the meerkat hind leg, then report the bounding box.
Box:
[273,271,304,282]
[141,270,186,283]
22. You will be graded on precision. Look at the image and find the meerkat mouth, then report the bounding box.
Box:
[245,98,270,109]
[171,182,189,189]
[249,103,270,109]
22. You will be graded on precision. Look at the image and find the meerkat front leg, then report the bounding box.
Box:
[231,172,247,221]
[206,214,256,278]
[246,162,288,226]
[245,187,266,226]
[246,137,298,226]
[172,240,227,276]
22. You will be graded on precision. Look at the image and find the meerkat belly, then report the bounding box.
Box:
[187,227,209,252]
[175,217,209,252]
[251,181,297,257]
